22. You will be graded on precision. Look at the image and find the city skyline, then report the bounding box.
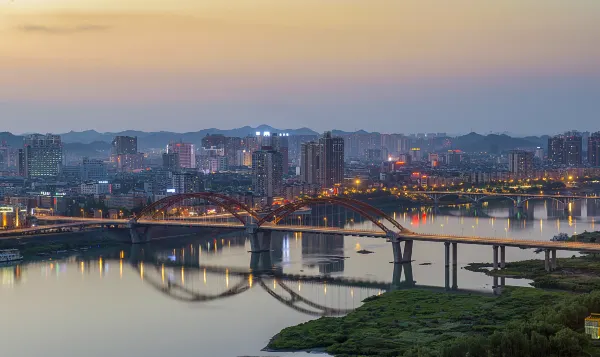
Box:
[2,1,599,134]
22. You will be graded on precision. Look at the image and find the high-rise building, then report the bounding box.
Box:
[112,136,137,155]
[300,142,320,185]
[115,153,144,172]
[564,132,583,166]
[534,147,544,160]
[235,150,252,167]
[318,132,344,188]
[167,142,196,169]
[508,150,534,177]
[82,158,107,181]
[271,133,289,175]
[548,136,565,165]
[162,152,180,170]
[22,134,63,178]
[171,171,203,194]
[252,149,283,198]
[588,132,600,167]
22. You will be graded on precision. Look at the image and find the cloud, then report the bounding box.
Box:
[17,24,110,34]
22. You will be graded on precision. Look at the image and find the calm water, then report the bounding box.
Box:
[2,199,600,357]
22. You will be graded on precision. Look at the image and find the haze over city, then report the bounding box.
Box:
[2,0,600,134]
[4,2,600,357]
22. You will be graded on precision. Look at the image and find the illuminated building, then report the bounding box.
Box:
[112,136,137,155]
[564,132,583,166]
[585,314,600,339]
[115,153,144,172]
[300,141,320,185]
[588,132,600,167]
[162,152,180,170]
[271,133,289,175]
[548,135,565,165]
[534,147,544,160]
[235,150,252,168]
[252,148,283,199]
[444,150,463,167]
[167,142,196,169]
[508,150,534,177]
[82,158,107,181]
[22,134,63,178]
[171,171,203,194]
[80,181,112,195]
[318,132,344,188]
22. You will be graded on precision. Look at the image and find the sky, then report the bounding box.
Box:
[1,0,599,135]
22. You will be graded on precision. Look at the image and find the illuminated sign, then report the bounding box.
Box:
[98,181,109,184]
[411,148,421,151]
[166,189,176,193]
[0,206,14,213]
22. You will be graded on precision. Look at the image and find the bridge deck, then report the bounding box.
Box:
[25,215,600,253]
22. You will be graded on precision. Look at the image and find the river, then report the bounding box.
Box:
[1,199,599,357]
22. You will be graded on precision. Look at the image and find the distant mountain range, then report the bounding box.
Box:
[1,127,550,155]
[58,125,320,147]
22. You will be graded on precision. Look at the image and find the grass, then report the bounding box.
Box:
[465,254,600,292]
[267,288,569,356]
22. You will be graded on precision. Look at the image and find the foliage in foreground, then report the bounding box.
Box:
[268,287,600,357]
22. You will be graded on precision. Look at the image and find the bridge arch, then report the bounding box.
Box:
[474,195,517,205]
[519,196,571,207]
[430,193,479,204]
[136,192,259,225]
[256,196,409,233]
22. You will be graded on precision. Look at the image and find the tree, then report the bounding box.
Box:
[549,328,587,357]
[529,331,550,357]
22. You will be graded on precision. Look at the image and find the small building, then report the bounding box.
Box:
[585,314,600,339]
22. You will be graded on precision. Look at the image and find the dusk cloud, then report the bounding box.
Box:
[17,24,110,34]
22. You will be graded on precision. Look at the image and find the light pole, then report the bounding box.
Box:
[81,208,84,218]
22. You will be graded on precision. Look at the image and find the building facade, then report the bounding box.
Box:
[21,134,63,178]
[112,136,138,155]
[508,150,534,177]
[167,142,196,169]
[588,132,600,167]
[318,132,344,188]
[252,149,283,198]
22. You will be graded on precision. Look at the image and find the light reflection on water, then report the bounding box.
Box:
[0,200,599,357]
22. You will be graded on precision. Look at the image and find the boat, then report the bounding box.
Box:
[0,249,23,263]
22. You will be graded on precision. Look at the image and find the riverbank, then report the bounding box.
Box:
[267,287,600,356]
[466,253,600,293]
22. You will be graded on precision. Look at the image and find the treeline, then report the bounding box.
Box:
[404,291,600,357]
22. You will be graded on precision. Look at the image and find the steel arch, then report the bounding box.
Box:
[433,193,479,204]
[519,196,571,207]
[136,192,259,225]
[256,196,407,234]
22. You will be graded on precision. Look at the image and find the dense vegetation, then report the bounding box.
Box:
[267,287,600,357]
[466,254,600,293]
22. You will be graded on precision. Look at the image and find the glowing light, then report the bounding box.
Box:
[181,267,185,285]
[248,274,253,288]
[225,268,229,288]
[139,262,144,280]
[120,259,123,279]
[203,268,207,285]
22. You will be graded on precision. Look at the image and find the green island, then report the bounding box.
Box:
[267,232,600,357]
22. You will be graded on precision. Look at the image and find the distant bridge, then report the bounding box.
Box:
[414,191,599,209]
[15,192,600,272]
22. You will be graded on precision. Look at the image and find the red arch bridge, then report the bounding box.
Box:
[20,193,600,272]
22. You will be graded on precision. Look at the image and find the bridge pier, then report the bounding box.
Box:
[128,220,149,244]
[444,242,450,290]
[452,242,458,290]
[249,231,272,253]
[552,249,557,270]
[544,249,550,272]
[500,246,506,269]
[492,245,499,270]
[390,233,413,264]
[391,262,415,290]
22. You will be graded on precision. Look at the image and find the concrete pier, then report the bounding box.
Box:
[551,249,557,270]
[444,242,450,290]
[544,249,550,272]
[500,246,506,269]
[451,242,458,290]
[492,245,499,270]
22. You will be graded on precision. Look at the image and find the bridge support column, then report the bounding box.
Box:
[249,231,271,253]
[492,245,499,270]
[129,221,149,244]
[500,246,506,269]
[551,249,557,270]
[544,249,550,272]
[444,242,450,290]
[451,242,458,290]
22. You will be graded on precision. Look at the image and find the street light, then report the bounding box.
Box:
[80,208,84,218]
[355,179,361,191]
